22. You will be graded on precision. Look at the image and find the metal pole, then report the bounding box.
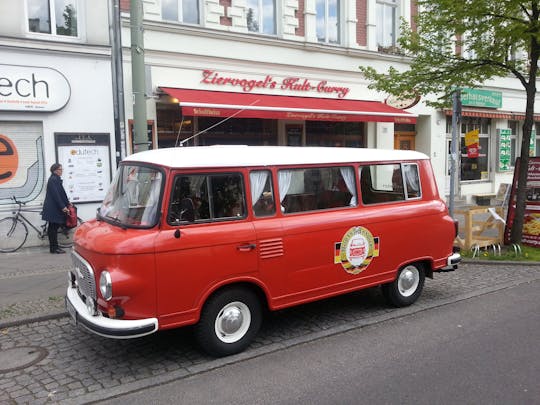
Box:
[130,0,148,153]
[109,0,126,165]
[448,89,461,217]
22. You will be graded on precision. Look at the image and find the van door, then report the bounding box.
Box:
[154,172,257,323]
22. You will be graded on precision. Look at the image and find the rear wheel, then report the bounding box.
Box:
[195,287,262,357]
[382,263,425,307]
[57,217,83,248]
[0,217,28,253]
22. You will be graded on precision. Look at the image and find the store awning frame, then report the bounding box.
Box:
[159,87,417,124]
[444,108,540,121]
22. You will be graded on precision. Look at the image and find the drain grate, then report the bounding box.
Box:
[0,346,48,373]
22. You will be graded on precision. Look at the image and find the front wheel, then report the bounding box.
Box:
[195,287,262,357]
[382,263,425,307]
[0,217,28,253]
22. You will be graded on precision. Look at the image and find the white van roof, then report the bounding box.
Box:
[124,145,429,169]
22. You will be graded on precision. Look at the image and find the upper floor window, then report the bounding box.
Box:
[27,0,78,37]
[162,0,199,25]
[247,0,276,35]
[316,0,339,44]
[376,0,397,48]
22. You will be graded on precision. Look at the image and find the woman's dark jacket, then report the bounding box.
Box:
[42,173,69,224]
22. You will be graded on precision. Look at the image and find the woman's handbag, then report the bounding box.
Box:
[65,205,78,228]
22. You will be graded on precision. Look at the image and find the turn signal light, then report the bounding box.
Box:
[107,306,125,319]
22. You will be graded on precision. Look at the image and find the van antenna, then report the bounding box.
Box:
[179,99,260,146]
[174,117,185,147]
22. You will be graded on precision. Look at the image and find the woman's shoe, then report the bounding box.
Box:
[51,248,66,254]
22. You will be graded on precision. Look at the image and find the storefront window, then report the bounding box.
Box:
[197,118,278,145]
[247,0,276,35]
[305,121,365,147]
[459,117,490,181]
[162,0,199,24]
[27,0,78,37]
[316,0,340,44]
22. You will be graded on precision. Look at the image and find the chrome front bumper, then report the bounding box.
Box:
[66,287,158,339]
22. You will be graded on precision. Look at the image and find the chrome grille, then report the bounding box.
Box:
[71,251,96,300]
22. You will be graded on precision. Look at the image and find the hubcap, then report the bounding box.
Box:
[215,301,251,343]
[398,266,419,297]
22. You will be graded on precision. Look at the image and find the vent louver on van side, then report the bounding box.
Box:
[259,238,284,259]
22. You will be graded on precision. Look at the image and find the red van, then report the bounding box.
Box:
[66,146,460,356]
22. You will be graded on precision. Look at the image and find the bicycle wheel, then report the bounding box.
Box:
[57,217,83,248]
[0,217,28,253]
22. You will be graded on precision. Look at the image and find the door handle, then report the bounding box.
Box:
[237,243,256,252]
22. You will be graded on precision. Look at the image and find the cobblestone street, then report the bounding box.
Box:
[0,262,539,404]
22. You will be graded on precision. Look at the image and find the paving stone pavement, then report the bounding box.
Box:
[0,261,539,404]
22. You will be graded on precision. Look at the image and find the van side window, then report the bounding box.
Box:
[168,173,246,224]
[279,166,357,213]
[250,170,276,217]
[360,163,421,204]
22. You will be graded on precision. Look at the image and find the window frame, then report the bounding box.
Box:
[316,0,340,44]
[25,0,83,41]
[246,0,277,35]
[376,0,398,48]
[161,0,201,25]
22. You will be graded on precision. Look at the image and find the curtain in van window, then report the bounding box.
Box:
[339,167,357,206]
[278,170,292,202]
[403,164,420,197]
[250,171,268,206]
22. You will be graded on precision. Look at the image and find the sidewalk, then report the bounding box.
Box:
[0,246,71,327]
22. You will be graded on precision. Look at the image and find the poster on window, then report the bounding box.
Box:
[55,133,112,203]
[504,156,540,247]
[465,129,479,158]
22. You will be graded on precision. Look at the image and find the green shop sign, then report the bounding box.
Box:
[497,128,512,171]
[461,88,502,108]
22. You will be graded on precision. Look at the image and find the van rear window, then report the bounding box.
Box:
[168,173,246,224]
[360,163,421,204]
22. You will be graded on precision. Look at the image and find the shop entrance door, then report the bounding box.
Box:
[394,132,416,150]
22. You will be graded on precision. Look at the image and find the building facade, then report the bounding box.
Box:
[1,0,539,246]
[0,0,116,246]
[119,0,539,202]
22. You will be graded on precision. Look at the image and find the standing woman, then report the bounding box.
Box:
[42,163,70,254]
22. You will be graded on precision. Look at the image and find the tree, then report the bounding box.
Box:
[359,0,540,244]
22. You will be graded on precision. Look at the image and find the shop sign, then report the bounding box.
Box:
[465,129,479,158]
[55,133,111,203]
[505,157,540,247]
[461,88,502,108]
[530,130,536,156]
[201,69,350,98]
[497,128,512,171]
[0,64,70,112]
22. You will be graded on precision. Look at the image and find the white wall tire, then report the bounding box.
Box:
[196,287,262,357]
[382,263,425,307]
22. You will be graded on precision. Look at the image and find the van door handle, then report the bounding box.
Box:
[237,243,256,252]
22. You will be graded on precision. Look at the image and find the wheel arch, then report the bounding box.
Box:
[196,278,270,321]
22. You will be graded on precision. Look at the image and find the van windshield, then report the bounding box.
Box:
[98,164,163,228]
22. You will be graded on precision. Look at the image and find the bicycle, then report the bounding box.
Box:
[0,196,83,253]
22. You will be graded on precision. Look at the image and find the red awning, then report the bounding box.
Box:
[160,88,416,124]
[444,109,540,121]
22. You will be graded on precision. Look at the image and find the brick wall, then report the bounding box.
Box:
[295,0,305,37]
[356,0,367,46]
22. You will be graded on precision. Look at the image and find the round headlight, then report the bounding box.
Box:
[99,271,112,301]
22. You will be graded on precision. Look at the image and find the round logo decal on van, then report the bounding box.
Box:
[336,227,379,275]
